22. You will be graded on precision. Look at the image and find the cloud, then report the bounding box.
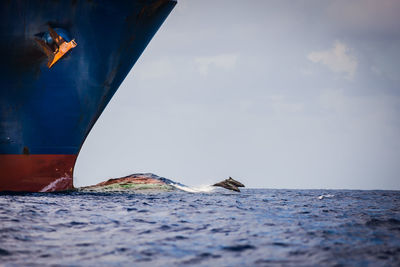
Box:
[308,41,357,79]
[195,53,238,75]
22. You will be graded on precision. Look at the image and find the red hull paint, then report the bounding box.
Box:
[0,154,76,192]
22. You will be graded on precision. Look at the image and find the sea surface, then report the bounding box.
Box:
[1,189,400,266]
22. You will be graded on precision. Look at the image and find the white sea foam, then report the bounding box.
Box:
[171,184,216,193]
[318,194,335,200]
[40,176,71,192]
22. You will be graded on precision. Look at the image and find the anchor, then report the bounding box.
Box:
[35,26,77,68]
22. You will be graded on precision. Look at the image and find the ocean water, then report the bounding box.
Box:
[1,189,400,266]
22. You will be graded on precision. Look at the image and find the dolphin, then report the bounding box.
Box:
[213,177,245,192]
[227,177,245,187]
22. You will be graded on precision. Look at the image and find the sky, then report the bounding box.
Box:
[74,0,400,190]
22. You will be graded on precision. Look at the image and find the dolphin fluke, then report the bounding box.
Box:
[213,177,245,192]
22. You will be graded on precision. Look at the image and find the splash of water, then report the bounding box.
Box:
[171,184,216,193]
[318,194,335,200]
[40,176,72,192]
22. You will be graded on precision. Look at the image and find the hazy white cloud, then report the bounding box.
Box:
[308,41,357,79]
[195,53,238,75]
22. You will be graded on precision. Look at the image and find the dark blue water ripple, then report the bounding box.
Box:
[1,189,400,266]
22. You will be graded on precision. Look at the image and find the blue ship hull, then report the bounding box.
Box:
[0,0,176,191]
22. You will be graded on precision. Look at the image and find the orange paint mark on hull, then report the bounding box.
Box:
[0,154,77,192]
